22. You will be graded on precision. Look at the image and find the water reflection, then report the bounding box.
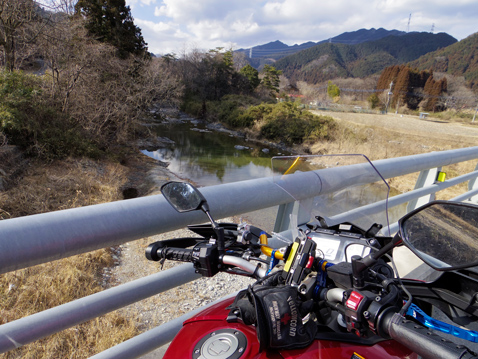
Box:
[142,119,284,186]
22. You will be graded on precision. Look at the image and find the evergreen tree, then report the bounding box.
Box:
[393,66,410,108]
[423,76,447,112]
[239,64,260,91]
[75,0,147,58]
[327,81,340,99]
[261,65,282,97]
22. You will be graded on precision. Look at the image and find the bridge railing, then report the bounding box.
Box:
[0,146,477,357]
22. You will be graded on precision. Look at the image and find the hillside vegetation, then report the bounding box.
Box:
[411,32,478,90]
[274,32,456,83]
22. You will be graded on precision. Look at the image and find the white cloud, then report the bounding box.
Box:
[128,0,157,9]
[128,0,478,55]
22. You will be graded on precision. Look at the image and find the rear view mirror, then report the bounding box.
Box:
[398,201,478,271]
[161,182,207,213]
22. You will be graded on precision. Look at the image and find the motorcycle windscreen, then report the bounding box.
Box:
[271,154,391,236]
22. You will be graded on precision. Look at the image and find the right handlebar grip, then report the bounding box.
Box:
[381,310,478,359]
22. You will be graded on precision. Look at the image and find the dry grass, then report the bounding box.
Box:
[0,158,140,358]
[308,111,478,199]
[0,158,127,217]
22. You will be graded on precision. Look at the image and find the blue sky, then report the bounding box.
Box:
[126,0,478,55]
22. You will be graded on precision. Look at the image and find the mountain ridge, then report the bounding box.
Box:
[272,32,457,84]
[235,28,406,63]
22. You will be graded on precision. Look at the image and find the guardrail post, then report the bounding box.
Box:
[274,198,314,233]
[467,162,478,203]
[406,167,441,211]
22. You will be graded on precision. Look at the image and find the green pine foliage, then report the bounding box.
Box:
[239,64,260,91]
[261,65,282,97]
[75,0,148,58]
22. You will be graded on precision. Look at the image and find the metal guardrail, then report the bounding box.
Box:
[0,146,478,357]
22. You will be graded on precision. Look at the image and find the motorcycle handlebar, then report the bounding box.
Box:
[146,242,267,277]
[380,310,478,359]
[222,255,267,278]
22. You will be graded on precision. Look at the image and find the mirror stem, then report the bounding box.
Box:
[216,226,225,256]
[352,237,401,287]
[351,255,367,288]
[202,204,225,256]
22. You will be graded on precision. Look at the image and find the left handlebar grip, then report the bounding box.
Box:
[163,247,194,262]
[145,242,193,263]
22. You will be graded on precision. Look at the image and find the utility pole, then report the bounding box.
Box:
[407,14,411,33]
[385,81,393,113]
[473,103,478,123]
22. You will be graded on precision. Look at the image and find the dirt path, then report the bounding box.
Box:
[310,110,478,141]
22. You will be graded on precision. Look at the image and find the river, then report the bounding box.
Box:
[141,113,288,187]
[140,114,403,230]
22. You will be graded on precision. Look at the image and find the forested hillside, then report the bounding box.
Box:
[411,33,478,90]
[274,32,457,84]
[235,28,406,68]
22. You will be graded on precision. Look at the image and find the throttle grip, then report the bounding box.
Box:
[380,310,478,359]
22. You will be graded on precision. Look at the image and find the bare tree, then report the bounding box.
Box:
[35,16,183,145]
[297,81,325,103]
[0,0,36,71]
[232,51,249,72]
[42,0,76,15]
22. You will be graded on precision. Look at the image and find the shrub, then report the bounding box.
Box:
[327,81,341,99]
[368,93,380,109]
[247,102,335,145]
[180,93,204,118]
[0,71,100,159]
[180,95,336,146]
[182,94,261,128]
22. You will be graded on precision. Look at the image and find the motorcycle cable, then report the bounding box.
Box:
[382,252,413,315]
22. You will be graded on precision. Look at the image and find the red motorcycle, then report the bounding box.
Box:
[146,155,478,359]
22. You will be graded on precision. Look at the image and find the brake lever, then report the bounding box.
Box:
[407,303,478,343]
